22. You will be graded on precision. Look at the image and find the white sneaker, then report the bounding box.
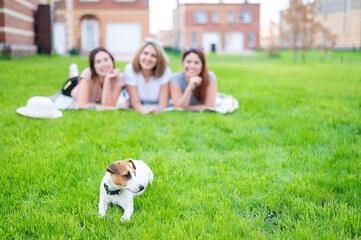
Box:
[69,63,79,77]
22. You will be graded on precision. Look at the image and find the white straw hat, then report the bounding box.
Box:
[17,96,63,119]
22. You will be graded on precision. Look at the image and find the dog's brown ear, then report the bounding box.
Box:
[106,162,121,175]
[127,159,136,170]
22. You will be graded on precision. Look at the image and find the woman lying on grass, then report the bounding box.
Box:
[169,47,217,111]
[61,47,128,110]
[124,38,172,114]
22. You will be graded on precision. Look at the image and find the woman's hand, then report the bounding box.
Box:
[101,68,123,106]
[188,76,202,91]
[138,106,155,114]
[117,101,129,109]
[105,68,120,80]
[148,107,163,115]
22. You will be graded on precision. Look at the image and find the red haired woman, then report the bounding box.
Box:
[169,47,217,110]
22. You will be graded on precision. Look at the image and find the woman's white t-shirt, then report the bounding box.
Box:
[124,63,172,103]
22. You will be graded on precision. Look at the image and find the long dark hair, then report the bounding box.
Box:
[89,47,115,79]
[182,48,209,102]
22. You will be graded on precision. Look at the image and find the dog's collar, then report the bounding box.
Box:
[104,183,124,195]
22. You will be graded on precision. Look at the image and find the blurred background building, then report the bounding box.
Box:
[172,1,260,53]
[1,0,360,58]
[0,0,150,58]
[260,22,279,49]
[156,30,173,48]
[315,0,361,50]
[279,0,361,50]
[0,0,49,57]
[53,0,150,56]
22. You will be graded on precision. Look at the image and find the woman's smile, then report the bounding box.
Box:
[183,52,203,79]
[139,45,157,70]
[94,51,114,77]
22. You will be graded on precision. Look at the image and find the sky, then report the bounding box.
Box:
[149,0,290,34]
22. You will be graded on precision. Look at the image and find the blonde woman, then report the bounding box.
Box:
[124,38,172,114]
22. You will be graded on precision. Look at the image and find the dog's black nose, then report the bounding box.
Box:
[139,185,145,191]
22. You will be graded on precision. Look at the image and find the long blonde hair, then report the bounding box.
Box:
[132,41,169,79]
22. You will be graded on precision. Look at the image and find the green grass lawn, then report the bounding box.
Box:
[1,52,361,239]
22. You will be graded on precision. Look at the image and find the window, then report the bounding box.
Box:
[248,31,255,47]
[191,32,198,46]
[227,11,234,24]
[212,11,219,24]
[194,11,207,24]
[240,11,252,23]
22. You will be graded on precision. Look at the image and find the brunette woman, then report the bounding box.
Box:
[62,47,127,109]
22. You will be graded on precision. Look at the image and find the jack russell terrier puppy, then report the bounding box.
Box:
[98,158,153,222]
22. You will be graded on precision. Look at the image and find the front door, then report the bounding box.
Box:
[202,32,221,53]
[81,20,99,51]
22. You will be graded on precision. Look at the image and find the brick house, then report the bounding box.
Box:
[279,0,361,50]
[53,0,150,55]
[0,0,49,57]
[173,2,260,53]
[156,30,173,48]
[316,0,361,50]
